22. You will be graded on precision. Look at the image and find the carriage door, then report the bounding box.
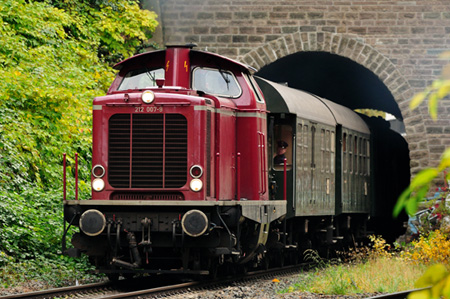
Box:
[295,120,320,216]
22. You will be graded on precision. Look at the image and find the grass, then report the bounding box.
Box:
[282,256,427,296]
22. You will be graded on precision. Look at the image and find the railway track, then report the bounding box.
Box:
[0,264,425,299]
[366,287,430,299]
[0,264,308,299]
[0,281,115,299]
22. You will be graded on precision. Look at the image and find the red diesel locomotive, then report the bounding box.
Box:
[63,45,375,278]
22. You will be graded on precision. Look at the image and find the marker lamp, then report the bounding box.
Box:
[189,179,203,192]
[92,178,105,192]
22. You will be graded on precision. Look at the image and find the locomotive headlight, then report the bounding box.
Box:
[92,178,105,192]
[141,90,155,104]
[189,165,203,178]
[92,165,105,178]
[189,179,203,192]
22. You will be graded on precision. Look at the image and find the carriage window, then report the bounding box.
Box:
[354,136,358,174]
[343,133,347,173]
[326,130,330,172]
[118,68,165,91]
[349,134,353,173]
[331,131,335,173]
[321,129,325,171]
[303,125,309,168]
[366,140,370,175]
[311,126,316,168]
[297,124,303,168]
[193,67,241,98]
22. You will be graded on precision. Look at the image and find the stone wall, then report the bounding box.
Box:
[152,0,450,176]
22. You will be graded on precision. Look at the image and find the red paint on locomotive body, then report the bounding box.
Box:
[63,45,381,277]
[91,46,268,202]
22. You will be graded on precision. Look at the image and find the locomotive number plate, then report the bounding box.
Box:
[135,106,163,113]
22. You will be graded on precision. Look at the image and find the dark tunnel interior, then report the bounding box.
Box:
[255,51,411,241]
[255,51,403,121]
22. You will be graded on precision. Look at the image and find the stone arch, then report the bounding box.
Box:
[239,31,426,174]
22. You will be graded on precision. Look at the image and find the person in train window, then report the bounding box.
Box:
[274,140,288,164]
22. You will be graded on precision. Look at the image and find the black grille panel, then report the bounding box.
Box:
[111,192,184,200]
[109,114,131,188]
[164,114,188,187]
[109,114,187,189]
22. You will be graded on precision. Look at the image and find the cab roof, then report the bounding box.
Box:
[113,46,252,73]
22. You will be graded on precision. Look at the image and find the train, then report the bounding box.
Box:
[63,44,409,279]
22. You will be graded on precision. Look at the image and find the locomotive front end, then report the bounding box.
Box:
[63,46,283,278]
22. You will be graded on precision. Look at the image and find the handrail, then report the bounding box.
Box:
[215,153,220,200]
[284,158,287,201]
[75,153,79,201]
[236,152,241,200]
[257,132,265,195]
[63,153,67,201]
[261,133,267,194]
[62,153,79,201]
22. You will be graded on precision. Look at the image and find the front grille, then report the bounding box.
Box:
[109,113,187,189]
[111,192,184,200]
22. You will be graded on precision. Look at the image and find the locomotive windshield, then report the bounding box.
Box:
[192,67,241,98]
[118,68,165,91]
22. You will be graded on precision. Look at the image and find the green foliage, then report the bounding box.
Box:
[0,0,157,289]
[396,50,450,299]
[393,148,450,217]
[408,264,450,299]
[354,108,387,119]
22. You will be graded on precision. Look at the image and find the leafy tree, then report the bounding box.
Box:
[0,0,157,286]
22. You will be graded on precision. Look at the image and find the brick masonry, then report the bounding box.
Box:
[150,0,450,177]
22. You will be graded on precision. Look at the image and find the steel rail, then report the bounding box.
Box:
[0,263,312,299]
[0,281,112,299]
[366,287,430,299]
[99,264,311,299]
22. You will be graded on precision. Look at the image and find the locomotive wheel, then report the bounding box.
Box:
[106,273,119,282]
[123,273,134,280]
[289,249,299,265]
[208,258,219,279]
[271,250,285,267]
[238,264,248,275]
[262,256,270,270]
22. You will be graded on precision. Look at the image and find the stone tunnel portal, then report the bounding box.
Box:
[256,51,403,121]
[256,51,411,240]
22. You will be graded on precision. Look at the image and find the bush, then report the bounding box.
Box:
[402,230,450,266]
[0,0,158,289]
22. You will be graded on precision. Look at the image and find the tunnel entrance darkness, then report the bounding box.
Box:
[256,51,411,241]
[256,51,403,121]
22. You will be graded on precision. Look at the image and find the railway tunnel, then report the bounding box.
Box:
[255,52,411,241]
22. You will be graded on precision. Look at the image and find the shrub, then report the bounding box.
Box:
[402,230,450,266]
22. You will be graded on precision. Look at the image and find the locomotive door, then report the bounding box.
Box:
[268,114,295,212]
